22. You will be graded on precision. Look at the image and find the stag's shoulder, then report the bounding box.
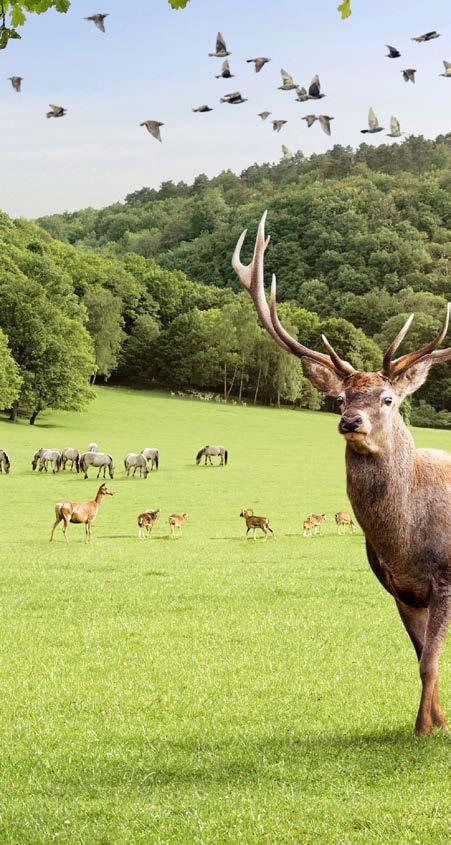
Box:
[415,448,451,487]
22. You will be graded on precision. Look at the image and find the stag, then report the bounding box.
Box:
[233,211,450,735]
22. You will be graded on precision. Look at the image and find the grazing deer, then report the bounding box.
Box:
[240,508,274,540]
[137,509,160,539]
[233,211,451,735]
[335,511,356,534]
[50,483,114,543]
[169,513,188,538]
[308,513,326,535]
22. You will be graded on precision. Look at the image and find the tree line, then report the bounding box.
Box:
[0,135,450,427]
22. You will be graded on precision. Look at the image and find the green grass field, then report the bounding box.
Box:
[0,387,449,845]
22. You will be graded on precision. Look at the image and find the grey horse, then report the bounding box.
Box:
[61,447,80,472]
[87,442,98,453]
[124,453,149,478]
[39,449,62,473]
[79,451,114,480]
[196,445,228,466]
[141,448,159,471]
[0,449,11,474]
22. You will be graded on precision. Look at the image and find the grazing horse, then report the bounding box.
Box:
[141,448,159,471]
[61,447,80,472]
[50,483,114,543]
[79,451,114,480]
[196,445,228,466]
[124,453,148,478]
[0,449,11,474]
[32,448,45,471]
[38,449,62,473]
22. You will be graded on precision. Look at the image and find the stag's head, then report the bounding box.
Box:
[233,212,451,457]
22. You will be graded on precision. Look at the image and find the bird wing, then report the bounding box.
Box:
[216,32,227,52]
[390,116,400,135]
[96,19,106,32]
[443,60,451,70]
[308,75,321,97]
[303,114,317,127]
[222,60,230,73]
[49,104,62,113]
[255,57,268,72]
[368,107,379,129]
[281,69,294,86]
[319,115,331,135]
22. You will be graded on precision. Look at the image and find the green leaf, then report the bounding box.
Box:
[167,0,190,8]
[337,0,351,19]
[10,7,26,27]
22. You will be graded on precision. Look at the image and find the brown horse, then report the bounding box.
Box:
[50,483,114,543]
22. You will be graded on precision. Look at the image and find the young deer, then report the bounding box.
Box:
[335,511,356,534]
[169,513,188,538]
[308,513,326,535]
[137,509,160,539]
[240,508,274,540]
[303,516,317,537]
[233,211,451,735]
[50,483,114,543]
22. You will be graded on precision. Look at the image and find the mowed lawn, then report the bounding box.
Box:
[0,387,449,845]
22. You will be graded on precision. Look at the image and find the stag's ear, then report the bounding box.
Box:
[301,358,344,396]
[392,357,433,400]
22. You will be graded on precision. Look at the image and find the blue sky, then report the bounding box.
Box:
[1,0,449,217]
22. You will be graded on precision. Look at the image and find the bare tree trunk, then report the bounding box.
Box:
[9,401,18,422]
[238,361,245,403]
[223,361,227,401]
[254,365,262,405]
[277,390,281,408]
[29,409,39,425]
[226,363,238,401]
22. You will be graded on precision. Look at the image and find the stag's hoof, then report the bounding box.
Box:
[414,718,433,736]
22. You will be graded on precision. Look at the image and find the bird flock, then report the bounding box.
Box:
[4,17,450,150]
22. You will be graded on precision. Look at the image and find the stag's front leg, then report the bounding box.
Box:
[415,591,449,735]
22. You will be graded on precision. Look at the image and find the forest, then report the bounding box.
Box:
[1,134,450,426]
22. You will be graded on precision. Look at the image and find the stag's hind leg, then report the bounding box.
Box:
[50,513,62,542]
[395,600,447,731]
[414,591,449,735]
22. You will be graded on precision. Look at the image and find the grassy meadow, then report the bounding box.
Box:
[0,386,449,845]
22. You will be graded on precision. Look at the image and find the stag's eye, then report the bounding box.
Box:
[337,396,345,406]
[384,396,393,406]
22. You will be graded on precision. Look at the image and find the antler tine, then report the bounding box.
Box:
[321,335,356,376]
[270,276,345,371]
[382,313,414,376]
[385,304,450,378]
[232,211,290,351]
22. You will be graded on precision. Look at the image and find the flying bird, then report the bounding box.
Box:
[361,108,384,133]
[308,74,325,99]
[302,114,317,128]
[439,60,451,77]
[272,119,287,132]
[386,116,402,137]
[247,57,270,73]
[319,115,334,136]
[278,69,297,90]
[411,31,441,43]
[220,91,247,104]
[281,145,293,160]
[402,68,416,83]
[8,76,23,92]
[295,86,309,102]
[258,111,271,120]
[46,104,67,118]
[140,120,164,142]
[209,32,231,57]
[215,60,234,79]
[84,13,109,32]
[386,44,401,58]
[193,105,213,112]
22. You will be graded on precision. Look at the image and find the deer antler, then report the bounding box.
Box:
[382,304,451,379]
[232,212,355,377]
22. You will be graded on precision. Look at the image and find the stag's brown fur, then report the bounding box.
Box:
[233,211,450,735]
[240,508,274,540]
[335,511,356,534]
[169,513,188,537]
[50,483,114,543]
[137,509,160,539]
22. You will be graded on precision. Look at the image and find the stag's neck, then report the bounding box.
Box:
[345,416,417,563]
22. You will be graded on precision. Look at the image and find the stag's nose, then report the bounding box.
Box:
[340,414,363,432]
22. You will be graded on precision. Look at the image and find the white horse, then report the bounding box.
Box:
[79,451,114,479]
[196,445,228,466]
[141,448,159,471]
[124,453,149,478]
[87,442,98,453]
[0,449,11,474]
[32,448,62,473]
